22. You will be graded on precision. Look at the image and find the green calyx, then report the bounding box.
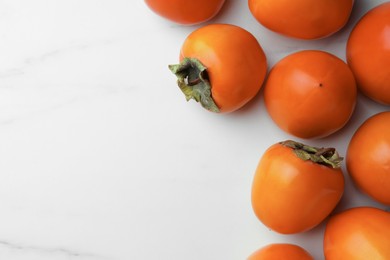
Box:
[168,58,220,113]
[281,140,343,169]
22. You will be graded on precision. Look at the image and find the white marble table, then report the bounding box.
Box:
[0,1,388,259]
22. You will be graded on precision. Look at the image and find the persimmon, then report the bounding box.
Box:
[346,111,390,205]
[144,0,226,25]
[346,2,390,105]
[169,24,267,113]
[324,207,390,259]
[248,243,313,260]
[251,140,344,234]
[264,50,357,139]
[248,0,354,39]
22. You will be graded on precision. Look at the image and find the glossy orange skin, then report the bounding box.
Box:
[248,243,314,260]
[180,24,267,113]
[324,207,390,260]
[264,50,357,139]
[347,2,390,105]
[346,112,390,205]
[251,143,344,234]
[248,0,354,39]
[145,0,225,25]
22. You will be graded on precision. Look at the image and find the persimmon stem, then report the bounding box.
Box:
[281,140,343,169]
[168,58,220,113]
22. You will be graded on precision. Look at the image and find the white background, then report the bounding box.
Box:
[0,0,388,259]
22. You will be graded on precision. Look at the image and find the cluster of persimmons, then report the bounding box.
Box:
[145,0,390,259]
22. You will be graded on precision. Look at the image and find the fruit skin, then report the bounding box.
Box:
[324,207,390,260]
[251,141,344,234]
[248,0,354,39]
[144,0,226,25]
[171,24,267,113]
[346,111,390,205]
[248,243,314,260]
[347,2,390,105]
[264,50,357,139]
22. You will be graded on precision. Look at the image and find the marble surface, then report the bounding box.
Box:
[0,1,388,259]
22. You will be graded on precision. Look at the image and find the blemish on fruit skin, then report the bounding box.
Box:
[319,83,323,87]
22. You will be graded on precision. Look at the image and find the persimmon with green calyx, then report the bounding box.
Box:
[145,0,226,25]
[251,140,344,234]
[169,24,267,113]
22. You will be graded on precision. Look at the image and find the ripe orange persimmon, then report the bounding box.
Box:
[248,243,313,260]
[248,0,354,39]
[346,111,390,205]
[251,140,344,234]
[324,207,390,259]
[145,0,226,25]
[169,24,267,113]
[347,2,390,105]
[264,50,357,139]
